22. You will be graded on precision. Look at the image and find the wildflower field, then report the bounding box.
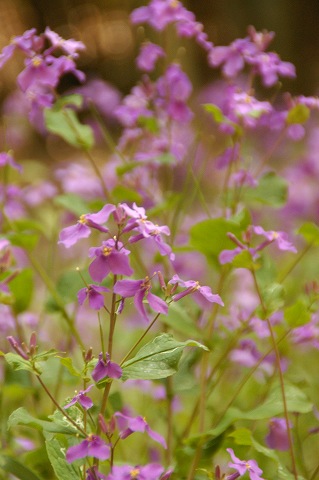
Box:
[1,1,319,479]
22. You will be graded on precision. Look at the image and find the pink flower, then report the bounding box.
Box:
[168,274,223,307]
[58,204,115,248]
[136,43,165,72]
[114,412,167,448]
[66,434,111,463]
[265,417,291,451]
[88,239,133,282]
[114,276,168,322]
[64,385,94,410]
[92,353,122,382]
[227,448,265,480]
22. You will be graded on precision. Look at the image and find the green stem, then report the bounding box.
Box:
[36,375,87,436]
[278,242,313,283]
[27,251,85,350]
[251,269,298,480]
[119,312,161,366]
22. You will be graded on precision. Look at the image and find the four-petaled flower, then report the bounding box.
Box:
[227,448,265,480]
[168,274,224,307]
[106,463,172,480]
[59,204,116,248]
[114,412,167,449]
[64,385,94,410]
[92,353,122,382]
[66,433,111,463]
[252,225,297,253]
[114,277,168,322]
[89,239,133,282]
[77,284,110,310]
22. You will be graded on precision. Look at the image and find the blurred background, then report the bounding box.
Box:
[1,0,319,97]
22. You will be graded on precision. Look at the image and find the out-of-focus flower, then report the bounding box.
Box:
[265,417,291,451]
[137,43,166,72]
[0,152,22,172]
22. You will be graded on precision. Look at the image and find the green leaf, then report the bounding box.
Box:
[228,427,252,446]
[203,104,225,123]
[121,333,208,381]
[116,161,143,176]
[297,221,319,246]
[8,407,77,435]
[7,231,38,250]
[261,282,285,315]
[58,357,82,379]
[161,302,201,338]
[286,104,310,125]
[10,268,34,313]
[208,383,312,437]
[44,103,94,150]
[53,194,88,217]
[231,250,258,269]
[0,455,42,480]
[203,104,242,135]
[137,115,159,133]
[244,172,288,207]
[284,300,310,327]
[189,217,243,260]
[45,435,78,480]
[56,270,91,304]
[2,353,34,374]
[153,153,176,164]
[111,185,143,204]
[54,94,84,109]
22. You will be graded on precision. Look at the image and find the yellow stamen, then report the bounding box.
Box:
[79,214,88,224]
[130,468,140,478]
[103,247,112,256]
[31,56,42,67]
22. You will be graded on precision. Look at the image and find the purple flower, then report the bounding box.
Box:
[114,412,167,448]
[106,464,171,480]
[227,448,265,480]
[156,64,193,122]
[86,466,108,480]
[229,92,272,128]
[92,353,122,382]
[0,28,41,68]
[168,274,224,307]
[44,27,85,58]
[114,277,168,322]
[131,0,195,32]
[77,284,110,310]
[247,51,296,87]
[252,225,297,253]
[66,434,111,463]
[64,385,94,410]
[136,43,165,72]
[265,417,291,451]
[0,152,22,172]
[88,239,133,282]
[58,204,115,248]
[208,38,257,77]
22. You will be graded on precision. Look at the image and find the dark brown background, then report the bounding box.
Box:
[1,0,318,96]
